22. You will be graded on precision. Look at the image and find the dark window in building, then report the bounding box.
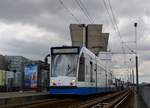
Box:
[78,54,85,81]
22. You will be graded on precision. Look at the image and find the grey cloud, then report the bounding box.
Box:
[0,35,68,60]
[0,0,61,21]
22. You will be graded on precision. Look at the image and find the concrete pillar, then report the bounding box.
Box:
[70,24,86,47]
[87,24,109,55]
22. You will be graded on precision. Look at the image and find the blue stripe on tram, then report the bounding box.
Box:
[48,87,114,95]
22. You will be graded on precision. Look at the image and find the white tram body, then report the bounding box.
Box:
[48,46,115,95]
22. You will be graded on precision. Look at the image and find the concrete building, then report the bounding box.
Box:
[5,56,31,72]
[87,24,109,55]
[70,24,109,55]
[70,24,86,46]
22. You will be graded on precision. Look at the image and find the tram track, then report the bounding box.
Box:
[69,90,129,108]
[0,98,57,108]
[0,97,81,108]
[91,90,132,108]
[1,90,132,108]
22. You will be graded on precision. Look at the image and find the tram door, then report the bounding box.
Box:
[78,54,85,82]
[95,62,98,90]
[89,61,96,87]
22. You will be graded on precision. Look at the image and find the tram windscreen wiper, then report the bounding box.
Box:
[66,65,75,76]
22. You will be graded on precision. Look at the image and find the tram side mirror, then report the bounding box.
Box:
[45,58,48,64]
[45,54,50,64]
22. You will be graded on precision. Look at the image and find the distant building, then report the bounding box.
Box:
[27,60,50,72]
[0,55,8,70]
[5,56,31,72]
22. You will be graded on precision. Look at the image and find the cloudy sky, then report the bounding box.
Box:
[0,0,149,83]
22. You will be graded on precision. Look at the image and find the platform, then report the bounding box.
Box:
[0,91,50,105]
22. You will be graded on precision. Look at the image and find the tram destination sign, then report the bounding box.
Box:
[52,47,79,54]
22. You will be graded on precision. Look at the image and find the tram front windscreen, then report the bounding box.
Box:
[51,47,79,77]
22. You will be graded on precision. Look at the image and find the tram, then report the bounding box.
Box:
[48,46,115,95]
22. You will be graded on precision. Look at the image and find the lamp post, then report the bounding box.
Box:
[134,22,139,93]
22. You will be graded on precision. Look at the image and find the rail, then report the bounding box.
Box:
[70,90,128,108]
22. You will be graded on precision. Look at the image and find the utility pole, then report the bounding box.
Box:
[134,22,139,93]
[132,69,134,85]
[129,58,134,86]
[129,58,132,86]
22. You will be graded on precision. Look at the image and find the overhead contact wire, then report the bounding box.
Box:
[58,0,80,24]
[75,0,94,24]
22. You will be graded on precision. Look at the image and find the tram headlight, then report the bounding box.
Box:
[70,79,76,86]
[51,80,54,83]
[71,79,75,83]
[51,80,57,85]
[51,80,56,85]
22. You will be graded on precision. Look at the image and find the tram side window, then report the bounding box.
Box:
[78,54,85,81]
[90,61,94,82]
